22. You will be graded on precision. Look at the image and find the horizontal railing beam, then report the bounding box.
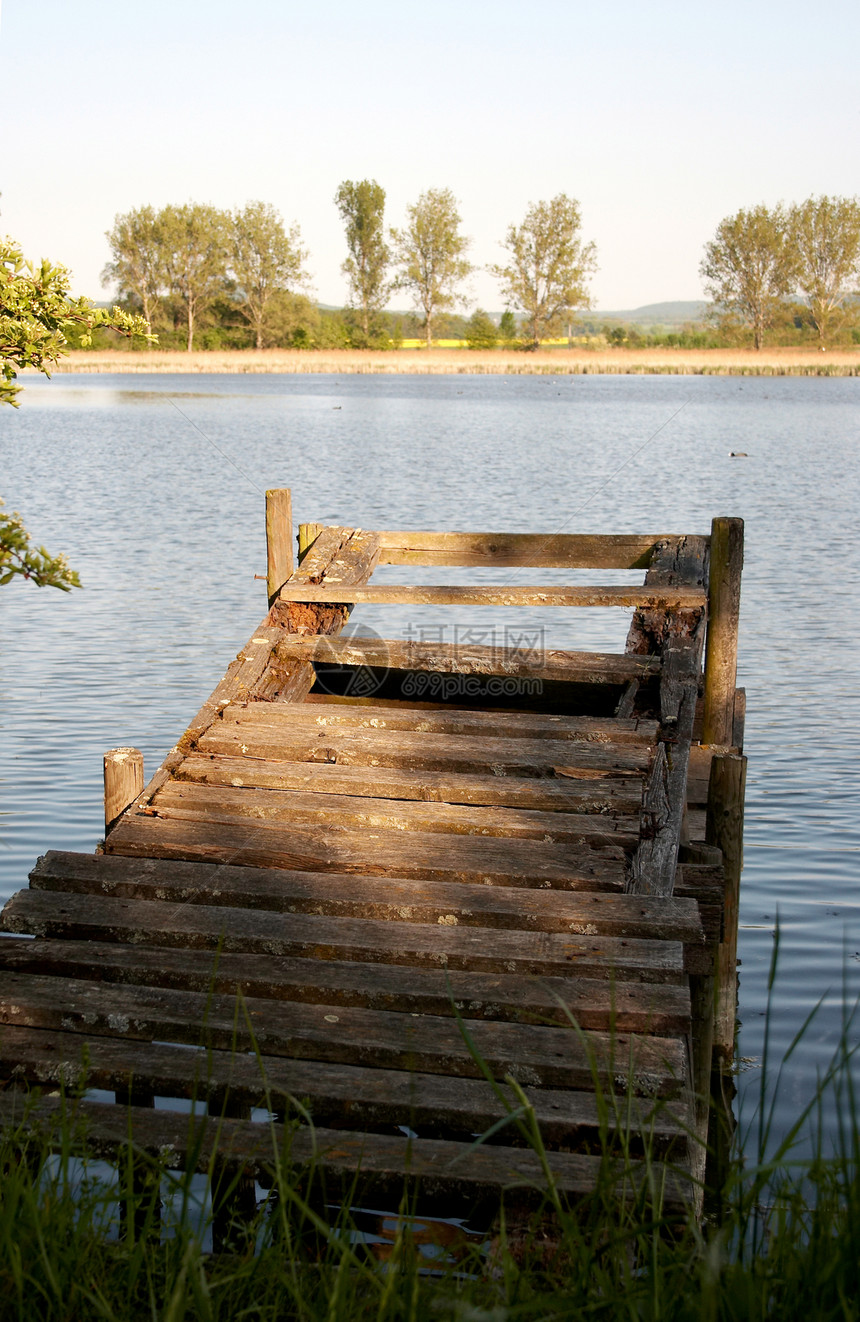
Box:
[374,531,708,569]
[274,584,706,609]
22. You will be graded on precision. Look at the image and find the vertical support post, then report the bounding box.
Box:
[266,488,294,608]
[702,517,744,747]
[707,752,747,1057]
[104,748,144,831]
[297,522,324,563]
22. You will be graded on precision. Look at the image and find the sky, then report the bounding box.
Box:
[1,0,859,313]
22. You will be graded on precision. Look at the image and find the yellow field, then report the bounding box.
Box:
[45,346,860,376]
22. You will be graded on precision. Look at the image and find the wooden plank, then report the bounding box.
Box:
[176,754,645,815]
[626,535,709,655]
[251,526,381,702]
[0,972,689,1093]
[702,518,744,747]
[629,640,700,898]
[104,813,629,890]
[197,720,654,775]
[709,753,747,1056]
[30,852,703,945]
[0,1093,694,1212]
[374,531,696,569]
[275,584,706,609]
[0,937,692,1032]
[265,487,294,606]
[149,781,641,846]
[128,623,287,812]
[1,891,692,981]
[273,635,661,685]
[0,1026,690,1149]
[103,747,144,831]
[223,701,659,746]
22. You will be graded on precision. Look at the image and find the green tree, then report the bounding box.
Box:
[788,195,860,348]
[498,309,517,343]
[334,179,391,344]
[490,194,596,349]
[1,235,150,588]
[464,308,498,349]
[102,205,165,329]
[231,201,309,350]
[159,203,230,351]
[700,203,797,350]
[391,188,472,347]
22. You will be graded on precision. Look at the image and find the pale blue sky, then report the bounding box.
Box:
[2,0,858,311]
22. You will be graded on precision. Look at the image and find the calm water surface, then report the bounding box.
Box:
[2,371,858,1149]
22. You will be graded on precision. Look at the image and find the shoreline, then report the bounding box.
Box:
[42,346,860,377]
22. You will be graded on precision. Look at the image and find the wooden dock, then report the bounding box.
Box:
[0,493,745,1233]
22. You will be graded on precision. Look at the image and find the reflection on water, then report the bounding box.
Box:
[2,370,859,1144]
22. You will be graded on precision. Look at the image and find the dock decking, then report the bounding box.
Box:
[0,495,745,1231]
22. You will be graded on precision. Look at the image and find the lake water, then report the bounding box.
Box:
[2,370,859,1152]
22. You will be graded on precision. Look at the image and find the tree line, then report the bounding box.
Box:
[96,188,860,353]
[701,197,860,349]
[101,186,595,351]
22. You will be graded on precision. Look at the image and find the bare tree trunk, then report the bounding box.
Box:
[187,299,194,352]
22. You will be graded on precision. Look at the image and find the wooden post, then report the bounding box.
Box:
[702,518,744,747]
[707,752,747,1057]
[266,488,294,608]
[104,748,144,831]
[297,521,324,563]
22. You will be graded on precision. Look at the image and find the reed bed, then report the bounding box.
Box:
[42,347,860,377]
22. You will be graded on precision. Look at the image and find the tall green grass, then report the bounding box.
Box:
[2,944,858,1321]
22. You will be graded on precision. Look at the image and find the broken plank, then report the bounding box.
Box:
[274,635,660,685]
[30,852,702,944]
[626,535,710,655]
[0,937,692,1032]
[0,891,692,981]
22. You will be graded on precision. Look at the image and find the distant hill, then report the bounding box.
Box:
[590,301,708,327]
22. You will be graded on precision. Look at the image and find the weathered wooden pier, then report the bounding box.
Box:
[0,492,745,1236]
